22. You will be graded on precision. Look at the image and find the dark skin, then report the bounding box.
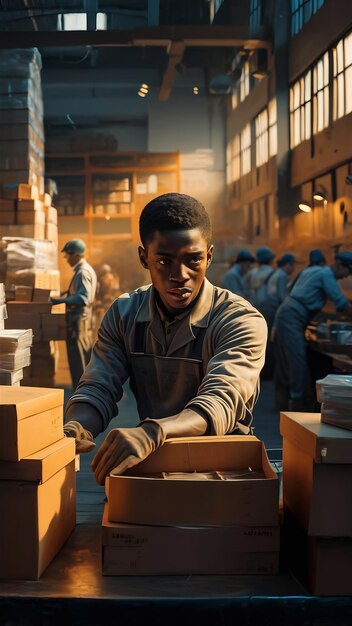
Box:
[90,227,214,484]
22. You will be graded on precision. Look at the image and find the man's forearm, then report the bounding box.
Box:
[151,408,210,440]
[65,402,104,437]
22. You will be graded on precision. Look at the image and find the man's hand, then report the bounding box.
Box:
[91,420,165,485]
[64,420,96,454]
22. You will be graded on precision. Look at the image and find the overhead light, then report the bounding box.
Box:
[298,202,312,213]
[138,83,149,98]
[193,86,199,95]
[313,184,328,202]
[105,215,111,220]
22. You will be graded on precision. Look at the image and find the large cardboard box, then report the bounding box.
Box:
[0,438,76,580]
[102,504,280,576]
[282,508,352,596]
[0,386,64,461]
[280,412,352,536]
[107,436,279,527]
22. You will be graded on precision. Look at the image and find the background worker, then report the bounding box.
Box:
[221,248,255,298]
[259,252,297,381]
[63,193,267,483]
[51,239,97,389]
[245,246,276,308]
[272,251,352,411]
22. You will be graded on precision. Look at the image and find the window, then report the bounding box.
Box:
[240,61,250,102]
[333,31,352,120]
[231,86,238,110]
[250,0,261,32]
[268,98,278,157]
[291,0,325,36]
[241,124,251,175]
[226,134,240,183]
[313,52,329,134]
[255,109,268,167]
[289,71,311,147]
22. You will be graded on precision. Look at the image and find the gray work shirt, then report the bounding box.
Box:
[68,259,97,308]
[67,278,267,435]
[288,265,349,312]
[221,264,246,297]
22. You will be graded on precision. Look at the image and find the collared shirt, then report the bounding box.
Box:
[289,265,349,312]
[67,259,97,308]
[67,278,267,436]
[221,264,246,297]
[245,265,274,306]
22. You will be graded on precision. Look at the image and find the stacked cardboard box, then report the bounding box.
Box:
[316,374,352,430]
[0,48,44,194]
[0,282,33,386]
[5,301,66,386]
[280,411,352,595]
[0,386,76,579]
[102,436,280,575]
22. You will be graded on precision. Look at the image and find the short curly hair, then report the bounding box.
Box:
[139,193,212,248]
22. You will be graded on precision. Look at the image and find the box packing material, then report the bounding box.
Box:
[103,436,280,575]
[316,374,352,430]
[0,437,76,580]
[0,285,32,385]
[0,386,64,461]
[280,411,352,594]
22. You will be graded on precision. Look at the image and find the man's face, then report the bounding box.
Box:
[64,252,81,267]
[335,262,351,280]
[138,228,213,314]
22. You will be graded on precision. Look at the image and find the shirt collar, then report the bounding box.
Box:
[136,278,214,328]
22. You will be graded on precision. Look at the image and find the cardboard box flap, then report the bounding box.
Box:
[0,386,64,420]
[0,437,75,482]
[125,435,276,476]
[280,412,352,463]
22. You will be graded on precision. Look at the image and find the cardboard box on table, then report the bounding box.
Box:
[280,412,352,537]
[0,386,64,461]
[107,436,279,527]
[102,504,280,576]
[104,436,280,576]
[0,437,76,580]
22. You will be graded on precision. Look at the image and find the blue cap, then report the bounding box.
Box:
[236,248,255,263]
[335,251,352,271]
[278,253,296,267]
[256,246,275,264]
[309,249,326,265]
[61,239,86,254]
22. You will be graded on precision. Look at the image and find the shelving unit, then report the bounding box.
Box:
[45,151,181,250]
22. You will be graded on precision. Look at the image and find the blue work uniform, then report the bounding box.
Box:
[273,266,350,399]
[221,264,246,298]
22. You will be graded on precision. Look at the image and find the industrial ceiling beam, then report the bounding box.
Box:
[159,39,185,102]
[0,25,270,51]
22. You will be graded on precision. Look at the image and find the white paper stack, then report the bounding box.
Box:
[0,328,33,386]
[316,374,352,430]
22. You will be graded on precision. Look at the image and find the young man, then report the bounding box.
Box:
[51,239,97,389]
[64,193,267,484]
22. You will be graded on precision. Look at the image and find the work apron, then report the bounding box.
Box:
[129,322,252,434]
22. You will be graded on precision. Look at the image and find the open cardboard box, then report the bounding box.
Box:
[280,412,352,536]
[106,436,279,527]
[101,504,280,576]
[0,386,64,461]
[0,437,76,580]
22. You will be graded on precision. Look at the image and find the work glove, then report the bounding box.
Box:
[91,419,165,485]
[64,420,96,454]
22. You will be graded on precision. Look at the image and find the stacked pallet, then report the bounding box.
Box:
[0,387,76,580]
